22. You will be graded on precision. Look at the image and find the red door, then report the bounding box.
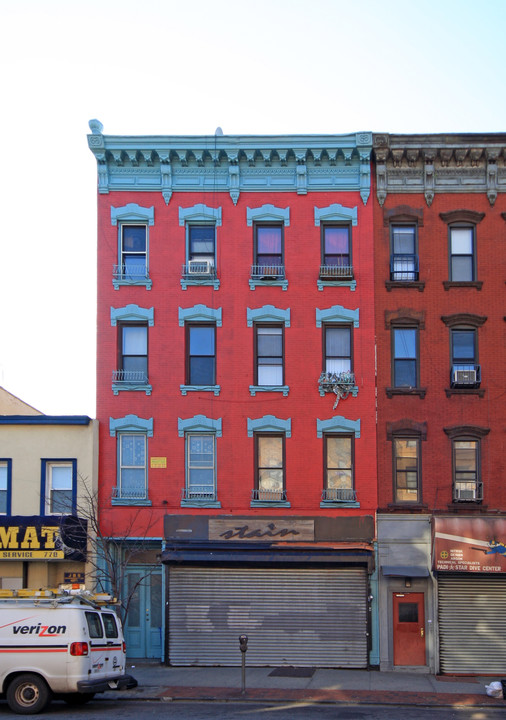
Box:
[393,592,426,666]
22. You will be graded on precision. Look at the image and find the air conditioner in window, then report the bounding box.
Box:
[452,368,477,385]
[454,486,476,501]
[188,259,213,275]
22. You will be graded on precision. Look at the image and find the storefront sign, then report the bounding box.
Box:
[209,518,314,542]
[434,517,506,573]
[0,516,87,562]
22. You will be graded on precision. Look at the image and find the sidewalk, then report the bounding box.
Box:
[102,661,506,708]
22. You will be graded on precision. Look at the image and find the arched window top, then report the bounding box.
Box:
[111,304,154,326]
[247,204,290,227]
[387,419,427,441]
[385,308,425,330]
[444,425,490,439]
[314,203,357,227]
[441,313,487,328]
[316,305,359,328]
[109,414,153,437]
[383,205,424,226]
[179,204,222,226]
[178,304,222,326]
[439,209,485,225]
[111,203,154,226]
[247,415,291,437]
[247,305,290,327]
[317,416,360,438]
[178,415,222,437]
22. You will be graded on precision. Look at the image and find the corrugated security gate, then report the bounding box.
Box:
[169,566,368,667]
[438,575,506,674]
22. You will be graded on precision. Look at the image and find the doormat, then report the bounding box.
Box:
[269,667,315,678]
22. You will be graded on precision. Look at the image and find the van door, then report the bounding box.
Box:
[85,611,121,677]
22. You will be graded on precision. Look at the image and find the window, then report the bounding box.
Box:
[109,415,153,506]
[453,439,480,501]
[391,225,418,281]
[255,435,285,502]
[323,435,355,502]
[450,227,475,281]
[179,204,221,289]
[119,324,148,381]
[188,225,215,270]
[393,438,420,504]
[254,225,283,274]
[43,461,75,515]
[185,434,216,500]
[85,612,104,639]
[120,225,147,280]
[255,325,283,386]
[0,460,11,514]
[111,203,153,289]
[324,325,352,374]
[321,226,352,278]
[393,327,418,387]
[118,434,147,501]
[450,329,479,387]
[187,324,216,386]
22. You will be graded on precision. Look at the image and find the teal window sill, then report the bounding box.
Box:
[249,278,288,291]
[181,277,220,290]
[249,385,289,397]
[113,278,152,290]
[250,500,291,508]
[112,383,152,396]
[112,498,152,506]
[318,385,358,398]
[320,501,360,509]
[317,279,356,291]
[181,500,221,508]
[180,385,221,396]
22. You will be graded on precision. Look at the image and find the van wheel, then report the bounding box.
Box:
[63,692,95,705]
[6,674,52,714]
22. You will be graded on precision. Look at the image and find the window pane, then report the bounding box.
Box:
[451,228,473,254]
[452,331,475,361]
[190,357,215,385]
[451,256,473,281]
[123,326,147,354]
[258,436,282,468]
[189,326,215,355]
[123,255,146,275]
[394,329,416,359]
[189,436,214,466]
[394,359,417,387]
[455,441,477,471]
[326,328,350,356]
[121,468,146,495]
[399,603,418,623]
[327,437,351,469]
[85,612,104,639]
[122,226,146,252]
[51,465,72,490]
[121,435,146,467]
[0,465,7,491]
[123,356,148,374]
[327,469,353,489]
[258,327,282,357]
[257,227,282,254]
[0,492,6,514]
[324,227,349,254]
[259,469,284,492]
[102,613,119,639]
[190,226,215,255]
[258,365,283,385]
[392,226,415,254]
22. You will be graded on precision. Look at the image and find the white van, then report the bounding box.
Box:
[0,592,137,714]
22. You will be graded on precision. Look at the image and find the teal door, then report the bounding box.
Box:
[124,568,162,659]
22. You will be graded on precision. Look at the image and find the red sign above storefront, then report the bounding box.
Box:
[433,517,506,573]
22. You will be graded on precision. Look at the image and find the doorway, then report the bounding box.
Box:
[393,592,426,666]
[124,568,162,659]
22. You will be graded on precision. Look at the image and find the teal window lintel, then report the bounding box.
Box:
[111,304,154,326]
[111,203,154,226]
[179,204,222,226]
[247,415,291,437]
[109,415,153,437]
[316,305,359,328]
[314,203,358,227]
[317,416,361,438]
[247,204,290,227]
[247,305,290,327]
[178,305,222,327]
[178,415,222,437]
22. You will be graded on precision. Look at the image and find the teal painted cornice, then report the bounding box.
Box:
[316,305,359,327]
[111,203,154,225]
[247,305,290,326]
[109,415,153,437]
[178,415,222,437]
[179,204,222,226]
[87,120,373,205]
[316,416,361,438]
[178,304,222,326]
[111,304,154,326]
[247,415,291,437]
[247,204,290,226]
[314,203,357,226]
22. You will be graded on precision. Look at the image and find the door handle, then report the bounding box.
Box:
[420,627,424,637]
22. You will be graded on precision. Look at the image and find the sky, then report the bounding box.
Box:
[0,0,505,417]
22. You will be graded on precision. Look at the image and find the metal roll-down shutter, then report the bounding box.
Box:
[438,574,506,674]
[169,566,368,667]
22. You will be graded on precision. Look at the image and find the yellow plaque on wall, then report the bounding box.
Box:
[150,457,167,468]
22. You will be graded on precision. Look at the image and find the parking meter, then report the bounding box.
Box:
[239,634,248,653]
[239,634,248,692]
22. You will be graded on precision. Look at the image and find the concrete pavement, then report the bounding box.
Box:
[101,661,506,708]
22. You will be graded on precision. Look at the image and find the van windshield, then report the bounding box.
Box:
[85,611,104,639]
[102,612,119,638]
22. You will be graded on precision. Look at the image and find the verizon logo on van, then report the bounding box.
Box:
[7,619,67,636]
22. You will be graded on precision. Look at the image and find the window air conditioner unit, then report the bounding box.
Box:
[452,368,477,385]
[454,486,476,501]
[188,259,212,275]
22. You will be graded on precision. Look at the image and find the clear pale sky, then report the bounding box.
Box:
[1,0,504,417]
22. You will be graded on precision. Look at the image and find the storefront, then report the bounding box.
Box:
[434,516,506,675]
[162,515,374,667]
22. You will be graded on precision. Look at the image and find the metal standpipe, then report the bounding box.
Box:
[239,634,248,693]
